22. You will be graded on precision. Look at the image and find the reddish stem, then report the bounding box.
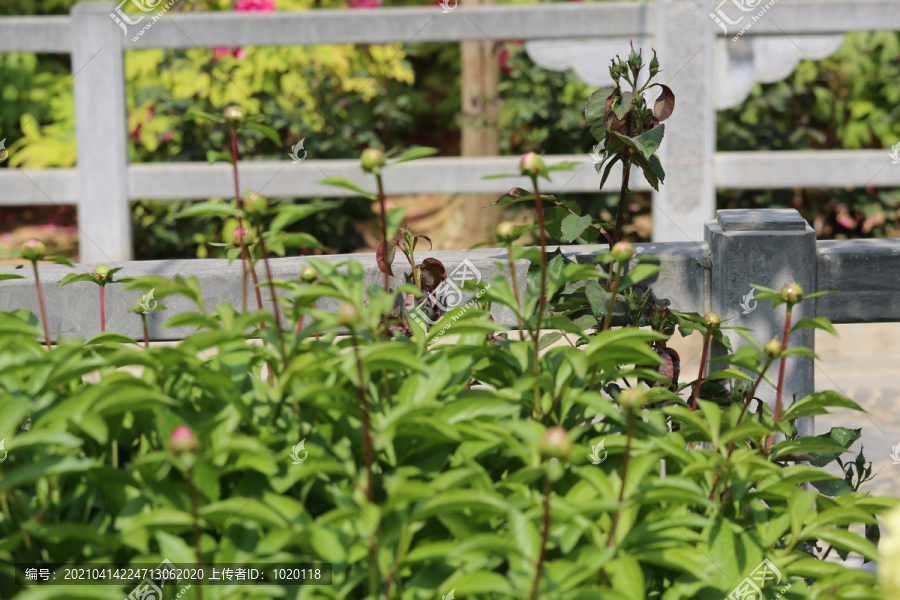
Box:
[31,262,52,350]
[141,314,149,350]
[765,308,793,451]
[691,332,712,411]
[99,286,106,332]
[533,177,548,416]
[376,174,390,293]
[257,228,287,364]
[230,129,250,313]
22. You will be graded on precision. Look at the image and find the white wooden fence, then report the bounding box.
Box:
[0,0,899,263]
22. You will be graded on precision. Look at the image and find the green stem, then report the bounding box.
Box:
[601,262,624,332]
[506,244,524,334]
[607,416,634,548]
[31,262,52,350]
[533,176,548,417]
[529,475,552,600]
[186,467,205,600]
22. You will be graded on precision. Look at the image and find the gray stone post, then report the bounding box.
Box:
[71,2,132,263]
[653,0,716,243]
[705,209,817,436]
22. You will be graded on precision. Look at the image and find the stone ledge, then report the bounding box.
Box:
[0,243,708,342]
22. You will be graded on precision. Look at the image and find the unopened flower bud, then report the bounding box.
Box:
[92,264,111,282]
[22,238,46,261]
[232,227,254,245]
[519,152,545,177]
[704,312,720,327]
[539,426,571,460]
[497,221,516,240]
[337,303,359,326]
[300,265,318,283]
[764,338,782,358]
[169,426,199,453]
[244,192,267,215]
[610,241,634,263]
[780,283,804,306]
[223,105,245,122]
[360,148,385,174]
[618,388,647,413]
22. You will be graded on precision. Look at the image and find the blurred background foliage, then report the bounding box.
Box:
[0,0,898,260]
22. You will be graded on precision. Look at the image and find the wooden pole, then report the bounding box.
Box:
[458,0,500,247]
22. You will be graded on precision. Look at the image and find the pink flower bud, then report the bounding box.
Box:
[22,238,46,261]
[232,227,253,245]
[519,152,545,177]
[539,426,571,460]
[169,426,199,453]
[610,241,634,263]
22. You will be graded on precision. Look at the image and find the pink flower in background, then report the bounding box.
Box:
[236,0,275,10]
[499,49,513,74]
[348,0,383,8]
[214,0,274,60]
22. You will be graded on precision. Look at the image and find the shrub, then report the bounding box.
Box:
[0,46,895,600]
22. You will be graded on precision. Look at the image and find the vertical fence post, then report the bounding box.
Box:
[71,2,132,264]
[705,208,817,436]
[654,0,715,243]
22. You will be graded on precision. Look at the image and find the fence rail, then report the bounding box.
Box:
[0,1,899,261]
[2,208,897,439]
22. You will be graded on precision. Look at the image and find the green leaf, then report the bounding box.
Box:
[814,527,879,561]
[808,427,862,467]
[0,273,25,281]
[270,202,333,233]
[176,201,240,219]
[206,149,232,164]
[243,122,281,145]
[0,457,97,494]
[389,146,438,164]
[781,391,865,421]
[317,175,376,200]
[790,317,837,336]
[58,272,97,287]
[584,86,616,141]
[184,110,225,124]
[49,256,74,267]
[560,214,593,243]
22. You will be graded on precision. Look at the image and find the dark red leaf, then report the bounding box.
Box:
[376,240,396,276]
[650,84,675,122]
